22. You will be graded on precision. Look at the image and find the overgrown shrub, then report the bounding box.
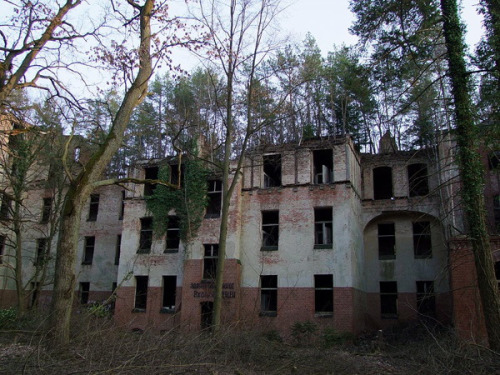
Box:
[291,321,318,346]
[0,308,17,329]
[321,327,353,347]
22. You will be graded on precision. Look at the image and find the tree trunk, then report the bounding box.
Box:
[440,0,500,350]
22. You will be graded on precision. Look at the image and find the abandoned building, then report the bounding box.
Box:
[0,128,499,342]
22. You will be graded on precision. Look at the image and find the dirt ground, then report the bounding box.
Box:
[0,316,499,374]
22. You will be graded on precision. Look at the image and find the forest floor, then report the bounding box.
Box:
[0,313,499,374]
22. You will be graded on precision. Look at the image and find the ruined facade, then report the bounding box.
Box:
[0,133,499,341]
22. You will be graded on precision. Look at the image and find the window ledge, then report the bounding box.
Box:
[132,308,146,313]
[160,307,176,314]
[261,246,278,252]
[379,255,396,260]
[414,254,432,259]
[137,249,151,254]
[259,311,277,317]
[164,249,179,254]
[81,262,92,266]
[314,312,333,318]
[314,244,332,250]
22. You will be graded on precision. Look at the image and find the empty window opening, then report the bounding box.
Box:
[80,282,90,304]
[138,217,153,253]
[82,236,95,265]
[144,166,159,196]
[41,197,52,224]
[315,274,333,314]
[119,190,125,220]
[373,167,393,200]
[378,223,395,260]
[314,208,333,249]
[115,235,121,265]
[0,235,4,264]
[494,195,500,232]
[416,281,436,317]
[162,275,177,311]
[134,276,148,310]
[489,151,500,169]
[262,210,279,250]
[201,301,214,329]
[495,261,500,290]
[408,163,429,197]
[260,275,277,316]
[35,238,47,267]
[0,194,11,220]
[313,149,333,184]
[263,154,281,188]
[88,194,99,221]
[380,281,398,318]
[166,216,180,253]
[203,244,219,279]
[413,221,432,258]
[206,180,222,218]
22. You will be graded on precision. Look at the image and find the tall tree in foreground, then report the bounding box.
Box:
[440,0,500,350]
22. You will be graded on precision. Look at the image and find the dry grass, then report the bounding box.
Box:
[0,313,499,374]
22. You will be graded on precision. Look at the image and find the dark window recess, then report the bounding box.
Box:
[314,208,332,248]
[378,223,395,260]
[82,236,95,265]
[165,216,180,252]
[88,194,99,221]
[313,149,333,184]
[206,180,222,218]
[315,274,333,314]
[138,217,153,253]
[41,197,52,223]
[489,151,500,169]
[260,275,277,316]
[494,195,500,232]
[30,282,39,308]
[162,276,177,310]
[380,281,398,318]
[262,210,279,250]
[112,282,117,292]
[80,282,90,304]
[263,154,281,188]
[169,164,185,187]
[119,190,125,220]
[134,276,148,310]
[35,238,47,266]
[144,166,159,196]
[203,244,218,279]
[416,281,436,317]
[0,235,4,264]
[413,221,432,258]
[201,301,213,329]
[495,261,500,290]
[373,166,393,199]
[0,194,11,220]
[115,235,121,265]
[408,163,429,197]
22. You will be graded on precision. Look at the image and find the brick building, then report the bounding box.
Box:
[0,132,499,341]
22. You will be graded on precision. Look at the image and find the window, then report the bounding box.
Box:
[416,281,435,317]
[314,208,332,249]
[408,163,429,197]
[35,238,47,266]
[162,276,177,311]
[263,154,281,188]
[82,236,95,265]
[413,221,432,258]
[138,217,153,253]
[0,235,5,264]
[495,261,500,290]
[170,164,183,187]
[313,149,333,184]
[144,166,158,196]
[165,216,180,253]
[80,282,90,304]
[203,244,218,279]
[134,276,148,310]
[114,235,121,265]
[260,275,277,316]
[489,151,500,169]
[261,210,279,251]
[494,195,500,232]
[41,197,52,224]
[119,190,125,220]
[378,223,395,259]
[373,166,393,199]
[206,180,222,218]
[88,194,99,221]
[0,193,11,220]
[315,274,333,314]
[380,281,398,318]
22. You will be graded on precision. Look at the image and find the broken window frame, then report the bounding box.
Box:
[134,275,148,311]
[203,244,218,280]
[80,282,90,304]
[313,149,333,184]
[380,281,398,318]
[165,216,180,253]
[161,275,177,312]
[82,236,95,265]
[263,154,282,188]
[260,275,277,317]
[138,217,153,253]
[373,166,393,200]
[261,210,279,251]
[144,166,159,196]
[87,194,99,222]
[408,163,429,197]
[315,274,333,315]
[205,180,222,218]
[413,221,432,258]
[41,197,52,224]
[378,223,396,260]
[314,207,333,249]
[416,280,436,317]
